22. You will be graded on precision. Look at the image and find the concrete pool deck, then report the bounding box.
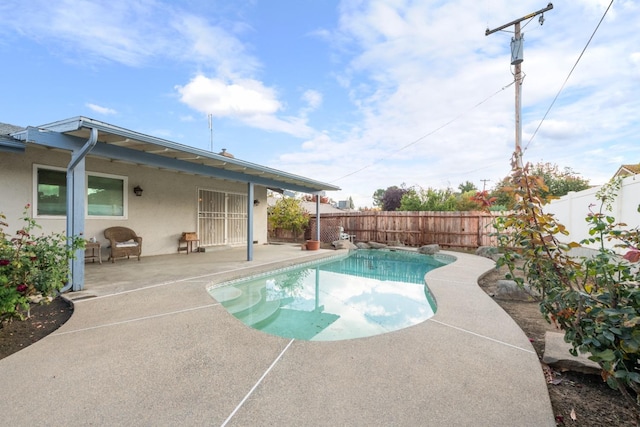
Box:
[0,244,555,426]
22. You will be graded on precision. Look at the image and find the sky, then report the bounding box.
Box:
[1,0,638,208]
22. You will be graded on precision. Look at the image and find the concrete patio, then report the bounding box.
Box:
[0,244,555,426]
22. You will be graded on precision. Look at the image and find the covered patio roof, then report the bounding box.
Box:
[10,116,340,194]
[7,116,338,291]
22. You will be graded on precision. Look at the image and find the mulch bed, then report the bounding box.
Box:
[0,297,73,359]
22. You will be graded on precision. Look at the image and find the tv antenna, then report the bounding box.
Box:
[208,113,213,152]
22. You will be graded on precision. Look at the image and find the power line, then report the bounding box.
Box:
[329,81,514,184]
[524,0,614,154]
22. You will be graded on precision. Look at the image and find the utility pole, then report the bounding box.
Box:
[480,179,491,192]
[486,3,553,169]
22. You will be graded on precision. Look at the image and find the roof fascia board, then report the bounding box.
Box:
[17,127,84,150]
[0,136,26,153]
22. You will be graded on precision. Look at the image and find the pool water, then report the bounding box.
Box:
[208,249,451,341]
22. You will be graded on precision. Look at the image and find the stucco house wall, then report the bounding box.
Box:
[0,145,268,257]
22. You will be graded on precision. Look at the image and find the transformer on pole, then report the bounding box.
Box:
[486,3,554,169]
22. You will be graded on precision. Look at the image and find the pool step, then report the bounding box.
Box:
[209,286,242,303]
[237,299,281,326]
[221,287,263,314]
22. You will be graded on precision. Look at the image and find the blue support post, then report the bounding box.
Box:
[247,182,254,261]
[62,128,97,292]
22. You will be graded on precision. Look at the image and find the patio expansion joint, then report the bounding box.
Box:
[221,338,295,427]
[428,318,535,354]
[50,303,219,337]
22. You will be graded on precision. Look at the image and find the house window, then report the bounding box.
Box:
[36,168,67,216]
[34,166,127,218]
[87,173,125,217]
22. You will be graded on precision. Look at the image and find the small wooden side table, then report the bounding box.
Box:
[85,241,102,264]
[178,232,200,254]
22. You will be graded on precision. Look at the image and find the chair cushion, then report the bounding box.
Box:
[116,240,139,248]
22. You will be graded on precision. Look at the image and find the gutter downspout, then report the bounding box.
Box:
[61,128,98,293]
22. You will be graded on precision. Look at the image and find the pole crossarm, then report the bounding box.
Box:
[485,3,553,35]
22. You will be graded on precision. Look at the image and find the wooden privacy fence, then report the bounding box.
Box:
[306,211,498,248]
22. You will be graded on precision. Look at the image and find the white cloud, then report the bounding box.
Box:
[175,75,316,138]
[302,90,323,110]
[85,103,117,115]
[176,75,281,117]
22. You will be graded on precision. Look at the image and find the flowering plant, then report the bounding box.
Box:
[0,205,85,322]
[478,158,640,420]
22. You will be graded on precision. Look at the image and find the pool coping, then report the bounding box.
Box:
[0,246,555,426]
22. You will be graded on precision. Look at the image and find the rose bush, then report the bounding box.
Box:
[0,205,84,322]
[478,157,640,422]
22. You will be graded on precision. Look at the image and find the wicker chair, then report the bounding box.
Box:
[103,227,142,263]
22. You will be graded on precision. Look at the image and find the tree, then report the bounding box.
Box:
[490,161,590,210]
[398,187,458,211]
[455,191,484,211]
[267,198,309,241]
[458,181,477,193]
[530,162,591,197]
[379,186,408,211]
[348,196,354,210]
[372,189,385,208]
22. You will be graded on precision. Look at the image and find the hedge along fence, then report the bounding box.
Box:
[298,211,499,248]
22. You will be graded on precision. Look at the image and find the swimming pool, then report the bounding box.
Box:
[208,249,452,341]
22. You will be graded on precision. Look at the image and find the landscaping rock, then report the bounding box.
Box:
[476,246,500,260]
[543,331,601,375]
[387,240,405,247]
[356,242,371,249]
[494,280,540,301]
[418,244,440,255]
[332,240,358,250]
[367,241,388,249]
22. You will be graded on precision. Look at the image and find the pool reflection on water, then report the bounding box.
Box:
[208,250,449,341]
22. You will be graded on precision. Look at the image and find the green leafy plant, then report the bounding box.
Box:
[479,156,640,421]
[268,198,310,241]
[0,205,85,323]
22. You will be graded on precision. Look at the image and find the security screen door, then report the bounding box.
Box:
[198,189,248,246]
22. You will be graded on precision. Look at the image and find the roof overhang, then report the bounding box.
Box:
[0,135,26,153]
[11,116,340,194]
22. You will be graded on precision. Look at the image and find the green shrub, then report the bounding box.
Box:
[268,198,310,240]
[479,157,639,421]
[0,205,84,322]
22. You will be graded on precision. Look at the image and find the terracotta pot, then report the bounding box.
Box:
[306,240,320,251]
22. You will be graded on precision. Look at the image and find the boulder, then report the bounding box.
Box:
[418,244,440,255]
[476,246,500,260]
[356,242,371,249]
[332,240,358,250]
[542,331,601,375]
[387,240,405,247]
[494,279,540,301]
[367,241,388,249]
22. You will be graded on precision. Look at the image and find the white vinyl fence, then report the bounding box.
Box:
[546,175,640,252]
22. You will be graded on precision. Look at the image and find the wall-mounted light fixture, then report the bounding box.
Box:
[253,199,260,206]
[133,186,144,197]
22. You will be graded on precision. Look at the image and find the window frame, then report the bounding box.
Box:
[33,164,128,220]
